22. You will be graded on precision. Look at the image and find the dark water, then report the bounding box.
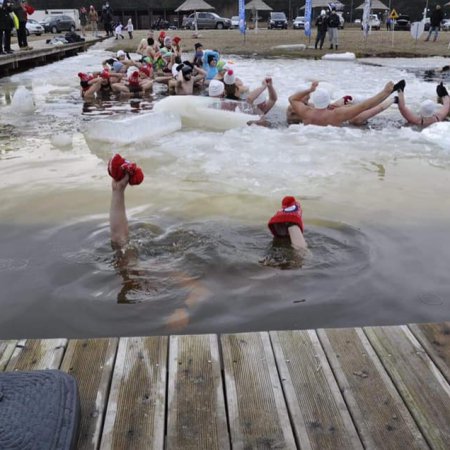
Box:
[1,217,449,339]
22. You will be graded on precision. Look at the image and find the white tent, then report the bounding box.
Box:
[175,0,215,31]
[245,0,273,33]
[356,0,389,10]
[300,0,345,9]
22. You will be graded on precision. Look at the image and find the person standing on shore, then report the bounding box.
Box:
[79,6,87,37]
[0,1,14,54]
[327,7,340,50]
[88,5,98,37]
[126,17,133,39]
[425,5,444,42]
[315,10,328,50]
[13,0,34,51]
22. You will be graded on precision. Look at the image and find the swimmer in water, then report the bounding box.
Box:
[287,80,399,127]
[268,196,308,255]
[396,81,450,127]
[108,154,209,330]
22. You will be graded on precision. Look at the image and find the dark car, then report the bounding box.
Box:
[40,15,76,33]
[394,15,411,31]
[183,12,231,29]
[268,12,288,29]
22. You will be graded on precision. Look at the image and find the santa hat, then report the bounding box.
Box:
[224,69,236,85]
[173,36,181,44]
[139,65,152,77]
[159,30,166,39]
[268,196,304,237]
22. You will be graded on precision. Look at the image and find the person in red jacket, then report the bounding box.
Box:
[13,0,34,50]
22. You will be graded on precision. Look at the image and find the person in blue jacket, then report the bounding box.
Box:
[202,49,220,81]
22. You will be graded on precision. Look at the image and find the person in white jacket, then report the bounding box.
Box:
[126,17,134,39]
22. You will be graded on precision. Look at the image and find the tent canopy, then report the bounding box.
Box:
[300,1,344,10]
[245,0,273,11]
[356,0,389,10]
[175,0,215,12]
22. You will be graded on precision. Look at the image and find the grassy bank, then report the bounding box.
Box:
[106,27,450,59]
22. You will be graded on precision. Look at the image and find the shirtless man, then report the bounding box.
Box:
[288,80,396,126]
[397,81,450,127]
[174,63,206,95]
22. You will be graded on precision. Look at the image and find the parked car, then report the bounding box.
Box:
[361,14,381,30]
[268,12,288,29]
[40,15,76,33]
[231,15,239,28]
[292,16,306,30]
[394,15,411,31]
[441,19,450,31]
[11,18,44,36]
[424,17,430,31]
[182,12,231,29]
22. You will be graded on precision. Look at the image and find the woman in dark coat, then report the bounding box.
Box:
[0,1,14,54]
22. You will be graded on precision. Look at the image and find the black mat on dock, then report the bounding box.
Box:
[0,370,80,450]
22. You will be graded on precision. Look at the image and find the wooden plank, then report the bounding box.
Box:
[271,330,363,450]
[319,328,428,450]
[5,338,67,371]
[100,337,167,450]
[408,322,450,383]
[365,325,450,449]
[60,338,118,450]
[167,334,229,450]
[221,332,296,450]
[0,340,17,371]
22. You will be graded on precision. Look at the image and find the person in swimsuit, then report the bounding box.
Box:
[287,80,401,127]
[396,81,450,127]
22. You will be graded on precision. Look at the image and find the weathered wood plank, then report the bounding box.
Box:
[100,337,167,450]
[167,334,229,450]
[365,325,450,449]
[5,338,67,371]
[60,338,118,450]
[408,322,450,384]
[271,330,363,450]
[221,332,296,450]
[0,340,17,371]
[319,328,428,450]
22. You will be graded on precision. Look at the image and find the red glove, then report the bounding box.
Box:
[108,154,144,185]
[343,95,353,105]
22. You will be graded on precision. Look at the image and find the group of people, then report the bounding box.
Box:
[314,7,341,50]
[77,29,450,130]
[0,0,34,55]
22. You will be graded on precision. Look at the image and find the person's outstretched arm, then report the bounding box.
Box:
[110,175,129,247]
[397,91,421,125]
[247,82,267,104]
[288,81,319,119]
[436,96,450,121]
[288,225,308,252]
[262,77,278,114]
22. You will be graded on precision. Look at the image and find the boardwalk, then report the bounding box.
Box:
[0,36,101,76]
[1,322,449,449]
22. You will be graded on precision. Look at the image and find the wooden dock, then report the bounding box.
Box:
[0,36,101,76]
[1,322,449,449]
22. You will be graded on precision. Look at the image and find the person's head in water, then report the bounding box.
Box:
[181,65,193,81]
[208,80,225,98]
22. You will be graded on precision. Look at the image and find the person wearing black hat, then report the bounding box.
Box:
[174,61,206,95]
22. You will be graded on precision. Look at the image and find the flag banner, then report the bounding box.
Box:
[305,0,312,37]
[239,0,246,34]
[362,0,372,37]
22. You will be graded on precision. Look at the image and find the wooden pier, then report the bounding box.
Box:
[1,322,449,449]
[0,37,101,76]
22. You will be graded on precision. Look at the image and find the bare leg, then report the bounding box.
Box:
[110,174,130,247]
[350,97,395,125]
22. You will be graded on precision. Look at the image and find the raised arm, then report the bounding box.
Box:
[262,77,278,113]
[288,81,319,120]
[110,175,129,247]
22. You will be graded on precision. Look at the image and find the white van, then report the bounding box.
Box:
[32,9,80,30]
[361,14,381,30]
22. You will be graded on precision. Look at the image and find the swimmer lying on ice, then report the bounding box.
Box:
[396,81,450,127]
[108,154,210,331]
[287,80,403,127]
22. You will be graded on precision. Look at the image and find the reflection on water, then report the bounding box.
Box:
[1,49,450,338]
